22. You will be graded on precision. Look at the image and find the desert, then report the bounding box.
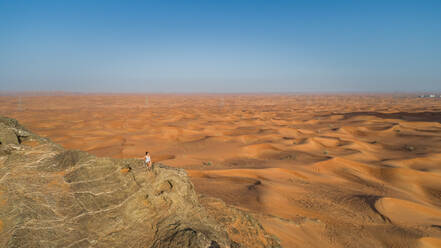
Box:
[2,0,440,247]
[1,93,441,247]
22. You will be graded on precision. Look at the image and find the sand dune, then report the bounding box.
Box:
[1,93,441,247]
[375,197,441,225]
[419,237,441,248]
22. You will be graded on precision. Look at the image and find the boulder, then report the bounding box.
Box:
[0,123,19,145]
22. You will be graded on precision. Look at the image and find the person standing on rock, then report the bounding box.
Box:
[145,152,152,170]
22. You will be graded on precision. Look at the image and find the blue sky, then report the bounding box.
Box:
[1,0,440,92]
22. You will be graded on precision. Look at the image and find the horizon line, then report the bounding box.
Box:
[1,90,440,96]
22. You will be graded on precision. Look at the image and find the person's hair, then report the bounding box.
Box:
[146,152,149,155]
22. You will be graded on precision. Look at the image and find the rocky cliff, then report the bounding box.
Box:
[0,116,280,248]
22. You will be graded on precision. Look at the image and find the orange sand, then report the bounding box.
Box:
[1,93,441,247]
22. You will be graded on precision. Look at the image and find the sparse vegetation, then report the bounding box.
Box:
[203,161,212,166]
[282,154,296,160]
[405,145,415,152]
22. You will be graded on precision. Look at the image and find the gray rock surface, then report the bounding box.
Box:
[0,123,19,145]
[0,116,281,248]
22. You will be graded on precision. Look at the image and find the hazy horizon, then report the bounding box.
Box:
[1,90,439,95]
[1,1,440,92]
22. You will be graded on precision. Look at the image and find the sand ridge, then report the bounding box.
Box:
[1,93,441,247]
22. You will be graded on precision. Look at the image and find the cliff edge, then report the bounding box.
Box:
[0,116,280,248]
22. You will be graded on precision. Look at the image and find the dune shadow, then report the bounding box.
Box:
[338,111,441,124]
[351,195,391,223]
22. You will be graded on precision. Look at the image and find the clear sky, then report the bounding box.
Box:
[1,0,440,93]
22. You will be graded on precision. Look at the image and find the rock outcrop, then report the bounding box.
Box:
[0,116,280,248]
